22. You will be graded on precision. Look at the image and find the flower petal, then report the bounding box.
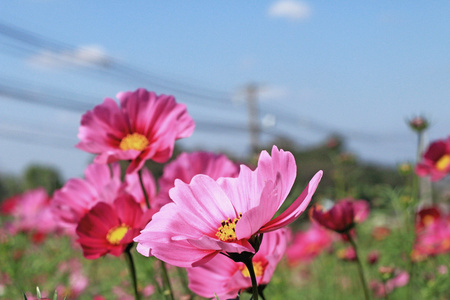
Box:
[260,170,323,233]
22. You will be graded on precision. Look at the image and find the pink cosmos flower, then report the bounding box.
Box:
[415,136,450,181]
[156,151,240,206]
[135,145,323,267]
[51,163,123,234]
[186,229,288,300]
[2,188,59,236]
[76,194,144,259]
[310,198,370,234]
[286,223,333,265]
[76,88,195,173]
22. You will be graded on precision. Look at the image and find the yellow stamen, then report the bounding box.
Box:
[216,213,242,242]
[240,261,265,278]
[119,133,149,151]
[435,154,450,171]
[106,224,130,245]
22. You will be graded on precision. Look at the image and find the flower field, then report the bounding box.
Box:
[0,89,449,300]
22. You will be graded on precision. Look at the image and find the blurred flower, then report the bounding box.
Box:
[156,151,240,207]
[57,259,88,298]
[76,88,195,173]
[437,265,448,275]
[415,136,450,181]
[371,226,391,241]
[397,162,413,176]
[415,206,442,231]
[286,223,333,265]
[76,195,144,259]
[412,208,450,261]
[310,198,370,234]
[186,229,288,300]
[135,146,323,267]
[371,268,409,298]
[408,116,429,132]
[367,250,380,265]
[1,188,60,238]
[336,246,356,261]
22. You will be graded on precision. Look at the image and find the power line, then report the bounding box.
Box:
[0,20,233,106]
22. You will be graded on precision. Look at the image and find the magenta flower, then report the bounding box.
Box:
[415,136,450,181]
[286,223,333,265]
[51,163,123,234]
[156,151,240,206]
[186,229,288,300]
[76,194,144,259]
[76,88,195,173]
[310,198,370,234]
[135,146,323,267]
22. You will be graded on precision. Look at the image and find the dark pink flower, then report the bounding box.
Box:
[156,151,240,206]
[51,163,123,234]
[286,224,333,265]
[415,136,450,181]
[76,88,195,173]
[367,250,380,265]
[311,199,370,234]
[186,229,288,299]
[135,146,323,267]
[76,195,144,259]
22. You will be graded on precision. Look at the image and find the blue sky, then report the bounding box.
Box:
[1,1,449,180]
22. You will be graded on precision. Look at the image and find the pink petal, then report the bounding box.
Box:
[260,170,323,233]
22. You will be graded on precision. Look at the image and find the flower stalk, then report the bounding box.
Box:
[241,256,259,300]
[124,245,141,300]
[346,233,370,300]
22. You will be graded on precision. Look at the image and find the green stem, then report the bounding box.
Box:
[176,266,193,296]
[242,256,258,300]
[346,233,371,300]
[124,247,141,300]
[160,260,175,300]
[138,169,151,209]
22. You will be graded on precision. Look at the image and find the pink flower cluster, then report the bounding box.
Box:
[3,87,326,299]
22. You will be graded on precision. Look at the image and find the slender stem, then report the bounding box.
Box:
[124,247,141,300]
[242,256,258,300]
[160,260,175,300]
[176,266,193,296]
[138,169,151,209]
[346,233,371,300]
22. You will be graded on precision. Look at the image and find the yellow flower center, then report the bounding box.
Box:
[119,133,149,151]
[240,260,265,278]
[422,215,435,227]
[106,224,130,245]
[435,154,450,171]
[216,213,242,242]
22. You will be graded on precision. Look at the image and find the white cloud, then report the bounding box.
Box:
[28,45,112,69]
[268,0,311,21]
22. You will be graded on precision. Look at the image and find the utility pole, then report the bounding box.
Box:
[245,83,260,157]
